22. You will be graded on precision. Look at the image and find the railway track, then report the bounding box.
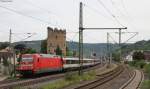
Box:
[0,63,103,89]
[119,70,144,89]
[74,65,124,89]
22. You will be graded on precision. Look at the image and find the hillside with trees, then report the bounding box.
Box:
[1,39,150,58]
[122,40,150,55]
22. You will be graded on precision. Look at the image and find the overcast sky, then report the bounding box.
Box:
[0,0,149,43]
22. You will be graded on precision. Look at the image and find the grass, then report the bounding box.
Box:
[41,70,96,89]
[127,60,146,69]
[14,64,118,89]
[139,64,150,89]
[41,64,118,89]
[141,80,150,89]
[41,80,71,89]
[127,61,150,89]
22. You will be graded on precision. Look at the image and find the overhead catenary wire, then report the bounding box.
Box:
[83,3,115,22]
[18,33,36,41]
[109,0,134,33]
[108,0,139,44]
[109,0,137,33]
[22,0,69,29]
[66,31,79,42]
[12,32,37,42]
[0,5,55,26]
[25,0,57,16]
[123,32,138,43]
[109,0,127,18]
[120,0,137,32]
[108,33,118,44]
[97,0,125,27]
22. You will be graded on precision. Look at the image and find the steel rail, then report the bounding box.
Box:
[74,65,124,89]
[0,63,103,89]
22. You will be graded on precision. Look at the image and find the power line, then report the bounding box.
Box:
[109,0,135,33]
[25,0,56,15]
[123,32,138,43]
[120,0,137,31]
[0,5,54,25]
[71,32,79,41]
[12,32,37,42]
[23,0,67,28]
[18,33,36,41]
[66,31,79,41]
[97,0,125,27]
[83,4,114,21]
[109,0,126,18]
[109,33,118,44]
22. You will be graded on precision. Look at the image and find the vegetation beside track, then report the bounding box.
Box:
[41,70,96,89]
[127,60,146,69]
[40,64,117,89]
[141,80,150,89]
[141,64,150,89]
[127,60,150,89]
[12,64,117,89]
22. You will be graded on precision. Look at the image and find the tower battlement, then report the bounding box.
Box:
[47,27,66,55]
[47,27,66,34]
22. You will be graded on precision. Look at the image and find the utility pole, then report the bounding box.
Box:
[9,29,12,76]
[9,29,16,77]
[119,29,122,62]
[107,32,110,64]
[9,29,12,46]
[78,2,127,75]
[79,2,83,75]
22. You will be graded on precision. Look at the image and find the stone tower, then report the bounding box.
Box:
[47,27,66,55]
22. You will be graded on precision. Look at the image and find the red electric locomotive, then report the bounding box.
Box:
[16,54,100,75]
[16,54,63,75]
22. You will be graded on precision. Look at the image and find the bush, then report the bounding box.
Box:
[42,71,96,89]
[128,60,146,69]
[128,61,136,67]
[137,60,146,68]
[65,72,80,82]
[141,80,150,89]
[42,80,70,89]
[82,70,96,81]
[112,53,120,62]
[144,64,150,79]
[133,51,145,61]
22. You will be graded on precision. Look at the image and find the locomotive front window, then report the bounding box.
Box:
[22,57,33,62]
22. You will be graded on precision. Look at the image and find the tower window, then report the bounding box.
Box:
[49,43,52,46]
[56,35,58,39]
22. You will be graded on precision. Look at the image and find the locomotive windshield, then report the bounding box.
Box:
[22,57,33,62]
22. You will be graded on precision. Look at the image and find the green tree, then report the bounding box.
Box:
[112,52,120,62]
[56,46,62,56]
[73,51,77,57]
[133,51,145,60]
[2,56,9,66]
[66,46,73,56]
[0,42,9,50]
[23,48,37,54]
[40,40,47,53]
[66,46,69,56]
[14,44,26,54]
